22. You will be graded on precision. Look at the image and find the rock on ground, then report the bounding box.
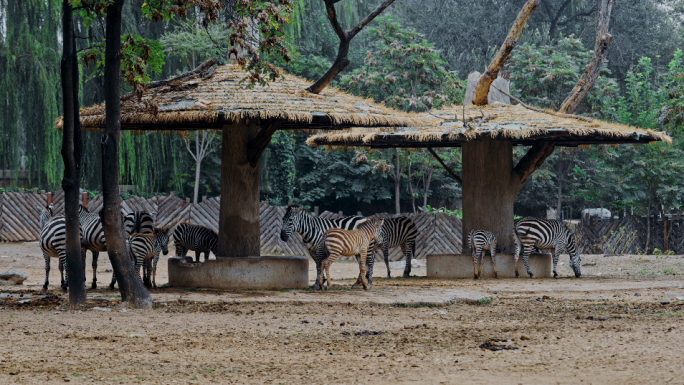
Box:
[0,270,27,285]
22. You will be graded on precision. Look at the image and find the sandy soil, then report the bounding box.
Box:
[1,242,684,384]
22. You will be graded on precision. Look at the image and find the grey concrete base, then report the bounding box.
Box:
[427,253,553,279]
[168,256,309,290]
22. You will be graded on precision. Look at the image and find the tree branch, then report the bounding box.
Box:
[427,147,462,185]
[472,0,538,105]
[307,0,396,94]
[514,142,556,185]
[247,121,282,167]
[492,85,593,122]
[557,5,598,27]
[558,0,614,114]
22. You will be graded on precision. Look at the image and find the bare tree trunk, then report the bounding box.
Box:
[406,150,416,214]
[473,0,538,105]
[61,0,86,304]
[103,0,151,308]
[646,193,652,253]
[556,155,563,220]
[559,0,614,114]
[394,151,402,214]
[217,121,261,258]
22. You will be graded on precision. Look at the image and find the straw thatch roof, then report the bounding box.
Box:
[306,102,671,148]
[54,64,432,131]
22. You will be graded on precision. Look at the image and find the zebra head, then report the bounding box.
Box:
[373,219,385,244]
[154,228,170,256]
[280,205,306,242]
[39,204,54,230]
[567,230,581,278]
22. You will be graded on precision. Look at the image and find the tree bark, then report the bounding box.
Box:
[61,0,86,305]
[406,150,416,214]
[427,147,462,184]
[462,138,522,253]
[422,167,433,212]
[556,155,563,220]
[472,0,538,105]
[394,151,402,214]
[193,131,201,204]
[558,0,614,114]
[102,0,151,308]
[307,0,396,94]
[217,121,261,258]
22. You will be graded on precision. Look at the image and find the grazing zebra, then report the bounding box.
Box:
[513,217,581,278]
[467,229,498,279]
[280,205,366,290]
[77,205,107,289]
[143,228,170,288]
[123,211,154,236]
[173,223,218,262]
[317,218,384,290]
[373,217,418,279]
[39,204,82,291]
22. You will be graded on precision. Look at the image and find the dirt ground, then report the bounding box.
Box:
[2,242,684,384]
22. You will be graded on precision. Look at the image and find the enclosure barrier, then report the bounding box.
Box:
[0,190,676,255]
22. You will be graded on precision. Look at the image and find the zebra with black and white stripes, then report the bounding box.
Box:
[77,205,107,289]
[280,205,367,290]
[373,217,418,279]
[123,211,154,236]
[467,229,498,279]
[143,228,170,288]
[173,223,218,262]
[109,228,169,289]
[39,204,82,291]
[513,217,581,278]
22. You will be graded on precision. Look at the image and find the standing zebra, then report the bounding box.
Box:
[373,217,418,279]
[39,204,82,291]
[317,218,384,290]
[123,211,154,236]
[143,228,170,288]
[513,217,581,278]
[109,228,169,289]
[173,223,218,262]
[78,205,107,289]
[467,229,498,279]
[280,205,367,290]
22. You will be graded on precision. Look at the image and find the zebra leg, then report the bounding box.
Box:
[81,246,87,287]
[42,254,50,291]
[472,246,480,279]
[402,243,412,278]
[359,250,369,290]
[384,244,392,279]
[91,251,99,289]
[523,245,534,278]
[59,252,68,291]
[552,246,561,278]
[478,249,485,279]
[152,252,160,288]
[490,242,498,278]
[320,259,329,290]
[143,259,151,288]
[176,244,187,259]
[365,248,375,290]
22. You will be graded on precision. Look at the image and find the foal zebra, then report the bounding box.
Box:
[374,217,418,279]
[513,217,581,278]
[173,223,218,262]
[39,204,82,290]
[317,218,384,290]
[280,205,366,290]
[467,229,498,279]
[143,228,170,288]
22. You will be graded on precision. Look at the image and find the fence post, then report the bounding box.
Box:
[82,192,88,207]
[47,192,52,206]
[338,211,343,216]
[313,206,319,217]
[357,211,362,217]
[33,188,37,194]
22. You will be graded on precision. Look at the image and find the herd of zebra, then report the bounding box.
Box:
[36,201,581,292]
[38,203,217,291]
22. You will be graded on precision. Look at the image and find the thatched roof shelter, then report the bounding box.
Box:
[306,102,671,148]
[55,63,429,132]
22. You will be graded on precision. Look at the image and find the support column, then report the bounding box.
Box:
[461,137,520,253]
[218,121,260,258]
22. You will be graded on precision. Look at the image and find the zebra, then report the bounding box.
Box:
[280,205,367,290]
[123,211,154,236]
[108,228,169,289]
[143,228,170,288]
[373,217,418,279]
[77,205,107,289]
[467,229,498,279]
[173,223,218,262]
[317,218,384,290]
[39,204,82,291]
[513,217,581,278]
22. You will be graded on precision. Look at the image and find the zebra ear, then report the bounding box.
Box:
[295,206,304,213]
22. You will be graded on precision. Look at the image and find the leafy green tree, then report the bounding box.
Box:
[341,16,464,112]
[261,131,296,206]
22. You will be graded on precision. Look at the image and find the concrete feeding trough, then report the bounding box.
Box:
[427,253,553,279]
[168,256,309,290]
